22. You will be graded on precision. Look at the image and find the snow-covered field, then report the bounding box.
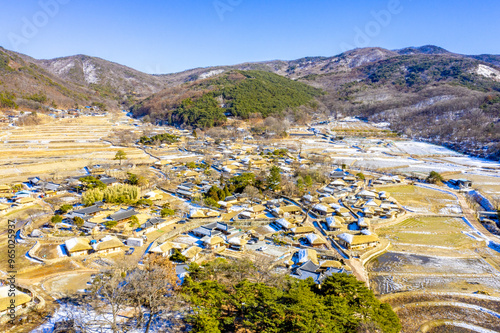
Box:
[394,141,462,156]
[32,300,179,333]
[370,252,497,275]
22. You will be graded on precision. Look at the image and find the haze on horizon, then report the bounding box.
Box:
[1,0,499,74]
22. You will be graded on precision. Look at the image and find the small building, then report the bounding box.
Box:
[150,241,188,257]
[139,217,170,233]
[325,216,344,231]
[202,236,225,250]
[227,236,248,251]
[281,205,302,216]
[330,168,348,179]
[357,190,377,200]
[449,179,472,188]
[109,208,138,222]
[337,233,379,250]
[93,236,124,254]
[0,184,11,195]
[0,286,32,315]
[182,246,203,262]
[99,176,118,186]
[127,237,144,247]
[65,237,92,257]
[296,248,319,265]
[312,204,330,216]
[305,233,327,248]
[291,226,316,235]
[66,204,104,220]
[302,194,317,205]
[275,218,293,230]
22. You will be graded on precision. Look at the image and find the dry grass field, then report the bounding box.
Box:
[381,292,500,332]
[377,216,483,249]
[377,185,459,214]
[43,272,93,295]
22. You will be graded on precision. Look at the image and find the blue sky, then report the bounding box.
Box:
[1,0,499,74]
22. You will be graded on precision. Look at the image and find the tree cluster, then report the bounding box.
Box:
[82,184,140,206]
[426,171,444,184]
[139,133,180,145]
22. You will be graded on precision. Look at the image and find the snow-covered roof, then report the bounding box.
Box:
[358,190,377,198]
[326,216,343,227]
[275,218,291,229]
[306,233,325,245]
[329,203,342,210]
[322,187,334,194]
[297,249,319,265]
[337,233,354,244]
[228,237,247,245]
[239,211,252,218]
[312,204,328,212]
[303,194,313,201]
[65,237,91,253]
[358,217,369,227]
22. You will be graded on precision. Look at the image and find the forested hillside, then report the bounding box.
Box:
[130,70,323,128]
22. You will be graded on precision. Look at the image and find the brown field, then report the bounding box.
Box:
[43,272,93,295]
[368,198,500,331]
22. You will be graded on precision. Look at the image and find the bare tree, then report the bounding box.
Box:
[126,256,183,333]
[87,268,130,333]
[243,185,260,203]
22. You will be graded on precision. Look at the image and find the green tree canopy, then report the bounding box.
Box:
[114,150,127,165]
[183,272,401,333]
[51,215,63,224]
[267,166,282,191]
[426,171,444,184]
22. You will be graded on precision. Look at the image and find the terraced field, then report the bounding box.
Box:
[381,292,500,333]
[0,115,156,183]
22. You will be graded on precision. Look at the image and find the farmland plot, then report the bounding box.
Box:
[377,185,459,214]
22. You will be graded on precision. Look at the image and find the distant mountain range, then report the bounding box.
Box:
[1,45,499,159]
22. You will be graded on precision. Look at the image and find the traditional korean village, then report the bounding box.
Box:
[2,1,500,331]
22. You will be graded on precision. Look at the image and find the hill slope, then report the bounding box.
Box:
[35,54,169,101]
[0,47,110,110]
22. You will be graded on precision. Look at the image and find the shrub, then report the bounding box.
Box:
[170,248,187,263]
[51,215,63,224]
[160,208,175,217]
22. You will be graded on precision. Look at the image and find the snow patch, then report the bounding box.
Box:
[475,64,500,82]
[83,60,100,84]
[199,69,224,79]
